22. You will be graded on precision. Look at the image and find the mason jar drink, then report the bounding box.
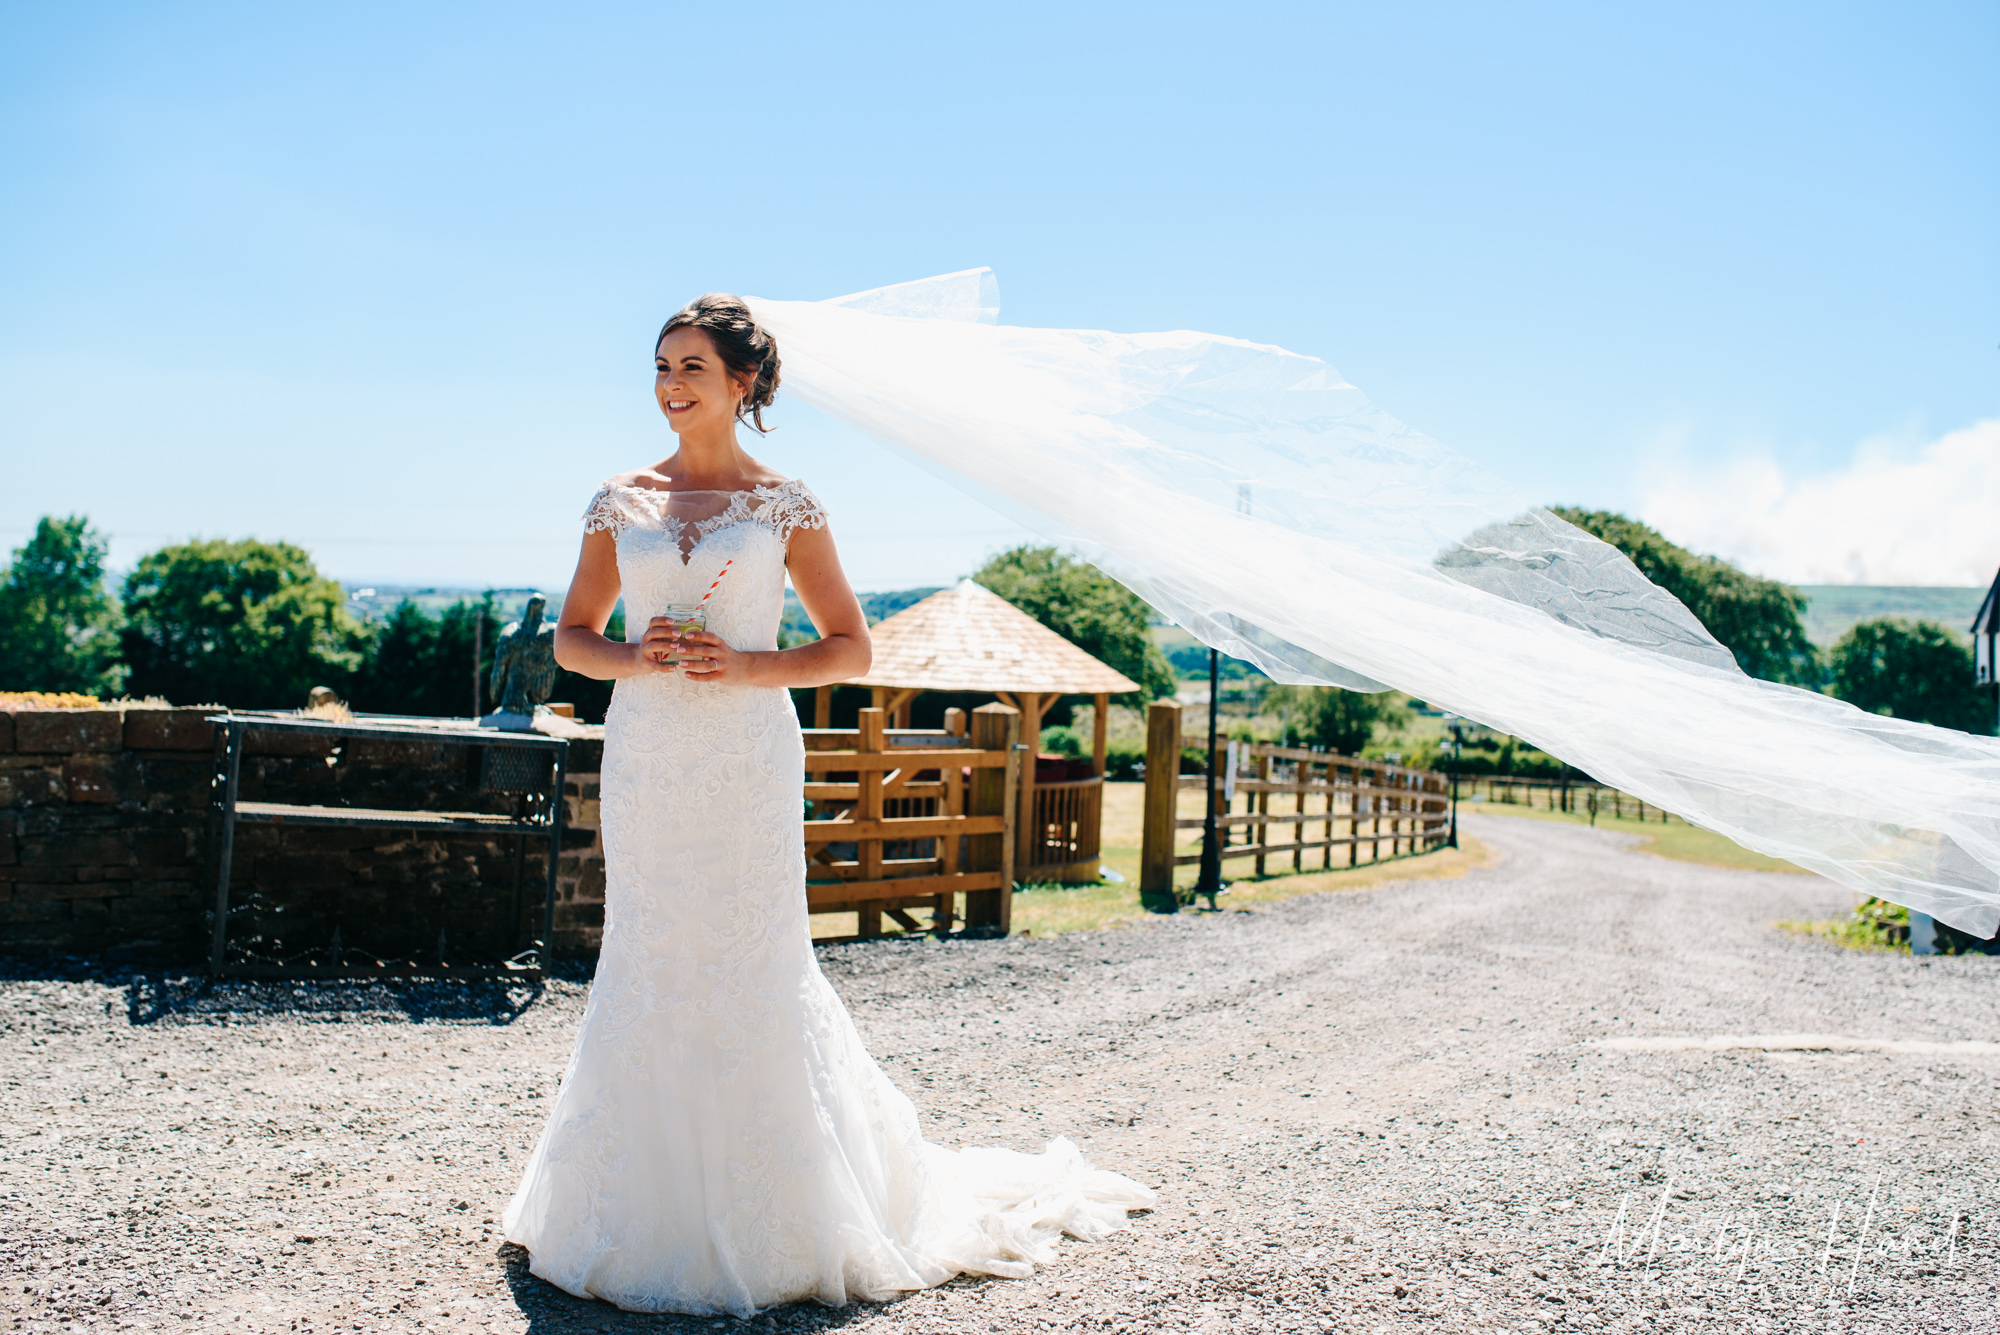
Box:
[660,604,708,664]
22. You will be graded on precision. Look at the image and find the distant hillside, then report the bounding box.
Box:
[1152,624,1265,680]
[859,587,946,623]
[343,586,546,623]
[1798,586,1986,646]
[780,586,945,642]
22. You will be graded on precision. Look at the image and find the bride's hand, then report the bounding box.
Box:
[676,629,754,684]
[635,617,683,674]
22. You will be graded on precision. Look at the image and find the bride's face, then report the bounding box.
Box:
[655,327,749,435]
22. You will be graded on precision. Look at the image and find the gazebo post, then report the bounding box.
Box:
[1092,693,1109,778]
[1017,691,1046,878]
[814,685,832,729]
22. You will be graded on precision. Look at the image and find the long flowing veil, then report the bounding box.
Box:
[748,270,2000,933]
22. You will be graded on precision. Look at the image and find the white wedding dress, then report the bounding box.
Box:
[502,478,1153,1316]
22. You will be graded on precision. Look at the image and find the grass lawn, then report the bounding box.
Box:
[1464,798,1810,875]
[1772,916,1907,953]
[1010,837,1495,937]
[1013,780,1495,937]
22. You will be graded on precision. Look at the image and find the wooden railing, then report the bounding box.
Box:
[801,704,1021,939]
[1139,703,1450,896]
[1469,776,1676,823]
[1024,775,1103,879]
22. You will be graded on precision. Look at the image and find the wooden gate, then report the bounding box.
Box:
[803,704,1021,939]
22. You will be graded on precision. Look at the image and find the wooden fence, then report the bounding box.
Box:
[802,703,1021,940]
[1467,775,1675,822]
[1138,702,1451,896]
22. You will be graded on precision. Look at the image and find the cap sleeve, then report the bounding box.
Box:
[581,482,635,538]
[758,479,829,542]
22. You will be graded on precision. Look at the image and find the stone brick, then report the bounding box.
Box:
[133,881,202,909]
[61,881,118,900]
[243,731,336,759]
[14,708,124,754]
[0,835,12,867]
[345,737,445,767]
[137,758,212,812]
[254,852,353,890]
[124,708,219,753]
[0,761,65,809]
[569,858,605,901]
[19,833,133,867]
[132,831,195,867]
[0,711,12,753]
[0,898,65,923]
[0,923,73,950]
[40,807,126,832]
[0,865,72,883]
[555,901,605,930]
[62,756,121,805]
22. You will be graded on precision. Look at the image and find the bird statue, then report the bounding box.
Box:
[486,593,558,726]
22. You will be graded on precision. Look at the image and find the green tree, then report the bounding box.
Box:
[120,539,369,708]
[1263,684,1407,756]
[0,515,126,695]
[349,598,486,718]
[1551,508,1820,686]
[1827,618,1994,735]
[349,595,624,722]
[971,546,1177,704]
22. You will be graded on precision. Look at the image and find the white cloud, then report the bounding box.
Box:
[1637,418,2000,586]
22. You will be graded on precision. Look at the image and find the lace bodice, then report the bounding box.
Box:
[581,478,827,654]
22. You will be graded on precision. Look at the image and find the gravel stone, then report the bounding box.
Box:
[2,811,1994,1333]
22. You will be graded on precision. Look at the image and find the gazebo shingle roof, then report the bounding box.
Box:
[846,580,1140,695]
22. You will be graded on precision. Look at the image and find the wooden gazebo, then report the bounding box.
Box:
[812,580,1139,883]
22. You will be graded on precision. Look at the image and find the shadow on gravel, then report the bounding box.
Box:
[0,955,596,1027]
[124,974,554,1026]
[496,1240,1004,1331]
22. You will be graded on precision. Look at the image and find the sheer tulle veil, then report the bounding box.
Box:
[746,269,2000,934]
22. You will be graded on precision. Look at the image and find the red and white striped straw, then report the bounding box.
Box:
[696,560,733,607]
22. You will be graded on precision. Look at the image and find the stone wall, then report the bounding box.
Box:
[0,705,607,964]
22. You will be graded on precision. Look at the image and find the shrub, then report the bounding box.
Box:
[1263,684,1407,756]
[120,538,367,709]
[0,516,125,696]
[1103,744,1145,780]
[1827,618,1994,735]
[1039,724,1084,757]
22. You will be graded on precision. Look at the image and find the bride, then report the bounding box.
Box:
[501,293,1154,1315]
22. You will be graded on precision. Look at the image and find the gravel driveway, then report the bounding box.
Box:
[5,811,1996,1334]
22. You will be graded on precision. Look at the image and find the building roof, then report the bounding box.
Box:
[1975,567,2000,636]
[845,580,1140,695]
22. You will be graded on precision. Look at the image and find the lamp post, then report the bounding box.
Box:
[1975,569,1998,736]
[1445,714,1464,849]
[1191,646,1226,909]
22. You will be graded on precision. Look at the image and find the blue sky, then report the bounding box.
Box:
[3,1,1995,591]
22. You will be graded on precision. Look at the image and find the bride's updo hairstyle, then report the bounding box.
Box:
[657,294,782,434]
